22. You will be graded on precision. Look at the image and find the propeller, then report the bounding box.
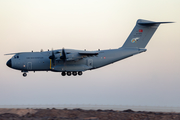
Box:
[60,48,66,62]
[49,49,55,66]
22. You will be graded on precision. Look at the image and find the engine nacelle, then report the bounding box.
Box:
[54,52,83,61]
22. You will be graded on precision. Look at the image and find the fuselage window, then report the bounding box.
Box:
[17,56,19,58]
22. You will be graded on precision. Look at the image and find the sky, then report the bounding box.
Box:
[0,0,180,107]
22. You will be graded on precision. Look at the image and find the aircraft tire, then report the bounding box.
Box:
[72,71,77,76]
[61,72,66,76]
[23,73,27,77]
[78,71,82,76]
[67,71,71,76]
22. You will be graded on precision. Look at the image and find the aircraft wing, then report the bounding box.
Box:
[4,52,26,55]
[64,51,98,61]
[78,51,99,55]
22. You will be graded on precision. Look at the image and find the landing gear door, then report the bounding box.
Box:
[27,62,32,70]
[87,59,93,67]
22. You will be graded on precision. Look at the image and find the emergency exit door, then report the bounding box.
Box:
[27,62,32,70]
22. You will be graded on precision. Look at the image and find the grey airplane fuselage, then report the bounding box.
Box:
[9,48,146,72]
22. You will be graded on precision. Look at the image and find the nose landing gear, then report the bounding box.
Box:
[23,73,27,77]
[22,71,28,77]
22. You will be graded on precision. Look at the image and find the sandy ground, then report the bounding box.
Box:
[0,108,180,120]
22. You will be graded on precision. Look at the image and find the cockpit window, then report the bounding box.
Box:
[14,55,19,59]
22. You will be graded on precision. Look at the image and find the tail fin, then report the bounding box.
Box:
[122,19,173,48]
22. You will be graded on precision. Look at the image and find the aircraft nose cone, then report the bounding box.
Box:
[6,59,12,68]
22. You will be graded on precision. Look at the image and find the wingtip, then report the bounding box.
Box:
[4,53,15,55]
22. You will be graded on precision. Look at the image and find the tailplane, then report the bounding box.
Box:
[122,19,173,48]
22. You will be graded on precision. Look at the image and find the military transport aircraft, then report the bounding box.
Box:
[6,19,172,77]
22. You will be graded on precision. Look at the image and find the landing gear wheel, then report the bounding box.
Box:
[78,71,82,76]
[67,71,71,76]
[61,72,66,76]
[72,71,77,76]
[23,73,27,77]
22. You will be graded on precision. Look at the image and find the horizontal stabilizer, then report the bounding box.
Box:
[137,19,174,25]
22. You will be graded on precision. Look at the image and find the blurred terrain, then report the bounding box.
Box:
[0,108,180,120]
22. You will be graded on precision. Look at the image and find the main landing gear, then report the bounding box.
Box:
[61,71,83,76]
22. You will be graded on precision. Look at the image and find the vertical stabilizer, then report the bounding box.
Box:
[122,19,172,48]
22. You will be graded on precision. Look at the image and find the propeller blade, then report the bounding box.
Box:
[49,50,55,66]
[49,50,54,59]
[60,48,66,62]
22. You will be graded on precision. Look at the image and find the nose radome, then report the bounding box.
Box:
[6,59,12,68]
